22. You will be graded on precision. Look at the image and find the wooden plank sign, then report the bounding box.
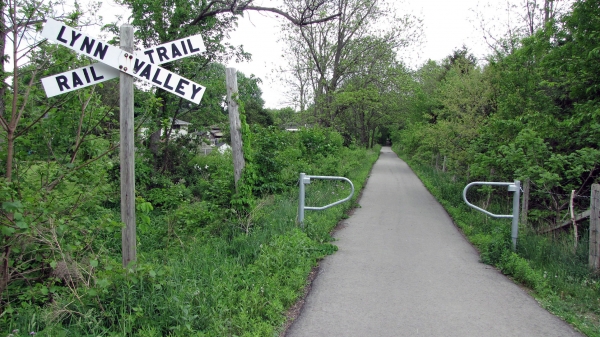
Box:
[41,62,118,96]
[41,34,206,96]
[40,19,206,104]
[40,19,209,268]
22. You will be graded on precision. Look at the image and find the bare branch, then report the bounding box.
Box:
[15,94,72,138]
[190,1,340,26]
[46,143,118,192]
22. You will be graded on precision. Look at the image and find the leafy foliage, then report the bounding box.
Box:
[392,2,600,335]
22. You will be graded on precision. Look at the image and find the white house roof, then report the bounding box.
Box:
[169,118,191,126]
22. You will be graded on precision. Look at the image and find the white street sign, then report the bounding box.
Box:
[41,19,206,104]
[138,35,205,64]
[41,62,119,96]
[41,34,206,96]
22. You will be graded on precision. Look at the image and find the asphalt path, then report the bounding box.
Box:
[285,147,583,337]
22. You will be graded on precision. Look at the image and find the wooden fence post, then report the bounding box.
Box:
[225,68,245,190]
[520,178,530,227]
[120,24,136,268]
[590,184,600,271]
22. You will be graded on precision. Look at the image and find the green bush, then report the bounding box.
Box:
[2,129,381,336]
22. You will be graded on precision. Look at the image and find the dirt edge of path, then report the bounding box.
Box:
[277,151,379,337]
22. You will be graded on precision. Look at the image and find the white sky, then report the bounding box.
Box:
[93,0,499,109]
[225,0,490,108]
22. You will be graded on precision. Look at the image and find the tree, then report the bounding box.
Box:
[474,0,574,57]
[332,42,412,147]
[269,106,298,129]
[0,0,128,300]
[115,0,342,165]
[280,0,422,129]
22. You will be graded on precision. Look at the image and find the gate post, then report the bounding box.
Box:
[510,180,521,251]
[298,173,308,225]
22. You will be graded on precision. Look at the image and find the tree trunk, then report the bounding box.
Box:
[0,0,6,120]
[149,129,161,155]
[370,127,376,148]
[0,246,10,296]
[5,130,14,182]
[544,0,553,23]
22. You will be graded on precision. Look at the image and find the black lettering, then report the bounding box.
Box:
[175,79,189,96]
[144,50,156,64]
[171,43,182,58]
[72,72,84,87]
[191,84,203,100]
[56,75,70,91]
[90,66,104,81]
[80,37,95,54]
[187,39,200,53]
[133,59,146,73]
[82,68,91,83]
[57,26,68,43]
[163,74,173,90]
[152,68,162,85]
[70,31,82,47]
[180,41,188,54]
[157,47,169,62]
[93,42,108,60]
[139,64,152,80]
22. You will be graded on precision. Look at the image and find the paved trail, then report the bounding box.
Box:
[286,147,583,337]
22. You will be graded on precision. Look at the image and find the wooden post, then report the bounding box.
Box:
[590,184,600,271]
[225,67,245,189]
[120,25,136,268]
[520,178,530,226]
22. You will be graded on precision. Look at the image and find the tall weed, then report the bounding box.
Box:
[2,131,380,336]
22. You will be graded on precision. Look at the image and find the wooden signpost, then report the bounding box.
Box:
[40,19,207,267]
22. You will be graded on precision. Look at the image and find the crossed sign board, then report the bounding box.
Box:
[41,19,207,104]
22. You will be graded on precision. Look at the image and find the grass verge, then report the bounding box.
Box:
[3,146,380,336]
[392,148,600,337]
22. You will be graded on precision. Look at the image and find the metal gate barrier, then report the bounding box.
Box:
[298,173,354,227]
[462,180,521,250]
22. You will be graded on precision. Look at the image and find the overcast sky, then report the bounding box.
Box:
[224,0,492,108]
[93,0,500,109]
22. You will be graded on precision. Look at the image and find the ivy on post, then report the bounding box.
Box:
[226,67,245,190]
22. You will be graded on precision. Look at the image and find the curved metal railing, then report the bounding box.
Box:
[298,173,355,226]
[462,180,521,250]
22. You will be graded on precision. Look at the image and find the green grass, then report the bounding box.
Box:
[2,146,380,336]
[392,147,600,337]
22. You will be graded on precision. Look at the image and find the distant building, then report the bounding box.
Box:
[193,126,227,155]
[139,118,192,138]
[170,118,191,136]
[208,126,223,145]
